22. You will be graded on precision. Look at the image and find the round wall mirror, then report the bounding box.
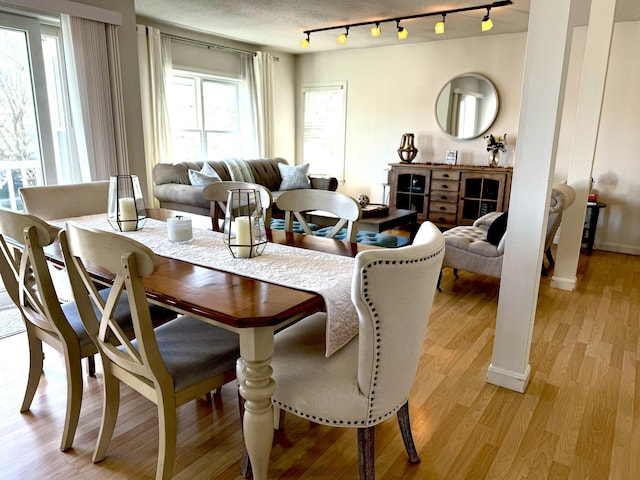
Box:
[434,73,499,140]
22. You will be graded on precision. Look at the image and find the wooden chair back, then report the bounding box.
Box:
[202,181,273,232]
[276,189,361,242]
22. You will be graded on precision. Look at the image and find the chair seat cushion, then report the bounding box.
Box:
[270,219,404,247]
[443,226,501,258]
[145,316,239,393]
[271,312,368,426]
[62,288,177,350]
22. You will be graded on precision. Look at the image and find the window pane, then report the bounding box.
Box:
[203,80,237,131]
[169,76,198,129]
[206,132,241,160]
[173,131,202,162]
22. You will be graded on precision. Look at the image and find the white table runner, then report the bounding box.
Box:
[55,215,358,356]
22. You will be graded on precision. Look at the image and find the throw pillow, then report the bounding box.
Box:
[278,163,311,190]
[188,167,221,187]
[200,162,219,177]
[486,211,508,246]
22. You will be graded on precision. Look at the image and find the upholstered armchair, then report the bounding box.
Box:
[440,184,576,285]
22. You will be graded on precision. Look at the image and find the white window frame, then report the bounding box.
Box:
[301,81,347,182]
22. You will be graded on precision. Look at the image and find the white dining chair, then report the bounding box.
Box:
[202,181,273,232]
[275,189,362,242]
[0,208,175,452]
[19,181,110,220]
[238,221,445,479]
[60,222,242,480]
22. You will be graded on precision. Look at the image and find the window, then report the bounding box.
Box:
[0,12,78,210]
[168,70,244,162]
[302,82,347,182]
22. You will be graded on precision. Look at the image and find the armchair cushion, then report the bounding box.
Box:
[486,211,508,246]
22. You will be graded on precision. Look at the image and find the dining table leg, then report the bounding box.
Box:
[239,327,276,480]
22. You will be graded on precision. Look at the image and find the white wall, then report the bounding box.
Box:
[297,24,640,254]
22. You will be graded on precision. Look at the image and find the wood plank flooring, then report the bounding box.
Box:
[0,249,638,479]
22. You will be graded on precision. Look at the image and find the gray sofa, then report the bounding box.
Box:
[152,158,338,216]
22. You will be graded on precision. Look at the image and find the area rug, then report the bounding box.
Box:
[0,306,25,339]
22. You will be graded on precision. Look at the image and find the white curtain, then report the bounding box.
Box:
[137,25,172,207]
[61,14,127,180]
[245,51,275,158]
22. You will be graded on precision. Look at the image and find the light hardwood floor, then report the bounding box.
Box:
[0,249,638,479]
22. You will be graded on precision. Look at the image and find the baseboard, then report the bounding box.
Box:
[550,275,577,291]
[486,363,530,393]
[595,242,640,256]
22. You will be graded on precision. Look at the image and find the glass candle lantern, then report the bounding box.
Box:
[223,189,267,258]
[108,175,146,232]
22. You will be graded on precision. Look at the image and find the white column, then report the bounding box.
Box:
[486,0,577,392]
[552,0,616,291]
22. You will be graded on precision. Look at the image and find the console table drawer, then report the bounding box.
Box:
[429,201,458,214]
[431,180,460,192]
[431,191,459,203]
[428,212,457,224]
[432,170,461,181]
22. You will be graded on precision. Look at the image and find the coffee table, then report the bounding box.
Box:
[308,208,418,234]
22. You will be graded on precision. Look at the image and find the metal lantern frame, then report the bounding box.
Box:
[223,189,267,258]
[107,175,147,232]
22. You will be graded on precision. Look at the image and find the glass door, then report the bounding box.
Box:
[0,12,56,211]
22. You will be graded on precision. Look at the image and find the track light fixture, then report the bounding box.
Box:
[482,8,494,31]
[396,20,408,40]
[435,14,446,35]
[300,32,310,48]
[299,0,511,48]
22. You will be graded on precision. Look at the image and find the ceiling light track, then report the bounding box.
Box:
[300,0,512,48]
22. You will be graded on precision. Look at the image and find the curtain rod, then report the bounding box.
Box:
[161,32,256,56]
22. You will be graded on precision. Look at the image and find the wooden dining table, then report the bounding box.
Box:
[51,208,374,480]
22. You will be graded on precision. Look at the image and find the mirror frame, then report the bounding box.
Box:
[434,73,499,140]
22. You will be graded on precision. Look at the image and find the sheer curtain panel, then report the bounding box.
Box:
[137,25,172,207]
[247,51,275,158]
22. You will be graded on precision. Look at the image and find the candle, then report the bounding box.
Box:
[235,216,252,258]
[167,216,193,243]
[118,197,137,231]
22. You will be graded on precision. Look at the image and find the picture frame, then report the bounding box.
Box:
[445,150,458,165]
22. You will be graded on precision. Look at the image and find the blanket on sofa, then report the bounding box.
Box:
[223,158,256,183]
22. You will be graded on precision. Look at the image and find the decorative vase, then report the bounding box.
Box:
[488,150,501,167]
[397,133,418,163]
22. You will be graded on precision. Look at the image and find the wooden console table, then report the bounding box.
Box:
[387,163,513,228]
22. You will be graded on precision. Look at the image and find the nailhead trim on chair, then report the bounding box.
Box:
[274,247,443,427]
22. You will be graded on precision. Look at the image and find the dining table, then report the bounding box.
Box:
[48,207,376,480]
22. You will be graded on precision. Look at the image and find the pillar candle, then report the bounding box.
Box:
[118,197,137,232]
[235,216,252,258]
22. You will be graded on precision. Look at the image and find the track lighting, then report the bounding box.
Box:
[482,8,494,31]
[435,14,445,35]
[299,1,511,48]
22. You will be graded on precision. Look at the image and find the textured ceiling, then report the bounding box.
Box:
[134,0,639,54]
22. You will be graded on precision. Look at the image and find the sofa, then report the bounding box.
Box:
[152,158,338,216]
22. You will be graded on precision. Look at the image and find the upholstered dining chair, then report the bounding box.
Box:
[239,221,444,479]
[275,189,362,242]
[201,181,273,232]
[0,208,175,452]
[19,181,110,220]
[60,223,241,480]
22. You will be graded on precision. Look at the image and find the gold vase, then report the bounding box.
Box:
[488,150,501,167]
[397,133,418,163]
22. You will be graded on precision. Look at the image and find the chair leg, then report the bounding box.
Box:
[437,270,442,292]
[156,395,178,480]
[397,401,420,464]
[357,427,375,480]
[237,391,252,479]
[453,268,459,278]
[86,355,96,377]
[93,370,120,463]
[20,332,43,413]
[60,347,84,451]
[546,247,555,266]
